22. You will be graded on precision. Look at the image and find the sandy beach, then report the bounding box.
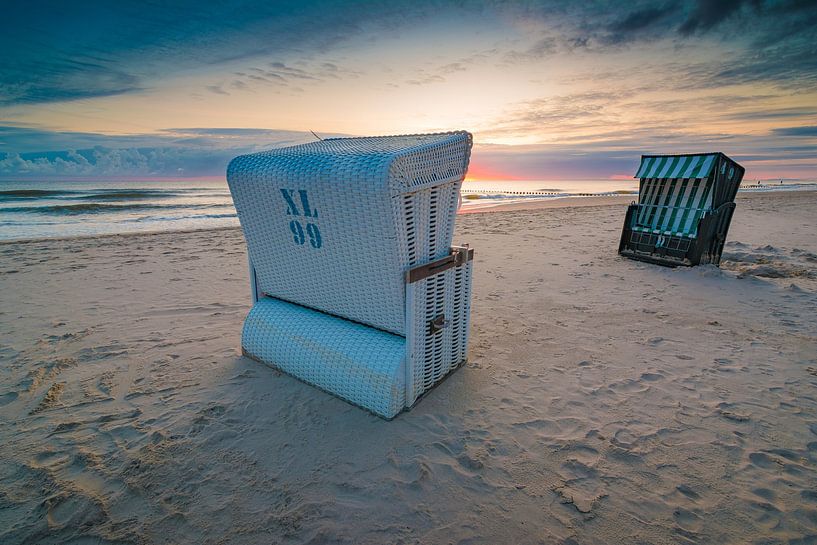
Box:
[1,190,816,544]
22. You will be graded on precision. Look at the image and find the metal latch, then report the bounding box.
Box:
[407,245,474,283]
[429,314,449,333]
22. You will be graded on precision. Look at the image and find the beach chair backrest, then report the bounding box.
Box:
[632,153,743,237]
[227,132,473,336]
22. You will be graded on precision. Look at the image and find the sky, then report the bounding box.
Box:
[1,0,816,181]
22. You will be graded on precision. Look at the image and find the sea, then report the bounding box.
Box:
[0,178,814,241]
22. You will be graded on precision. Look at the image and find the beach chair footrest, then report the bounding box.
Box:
[242,297,407,419]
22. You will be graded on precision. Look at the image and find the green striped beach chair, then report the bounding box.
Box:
[619,152,745,267]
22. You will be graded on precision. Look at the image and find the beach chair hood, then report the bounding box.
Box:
[228,131,472,335]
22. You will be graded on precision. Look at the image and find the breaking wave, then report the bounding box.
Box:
[1,202,231,216]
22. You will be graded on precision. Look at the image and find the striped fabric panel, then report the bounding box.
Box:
[684,178,714,235]
[651,156,672,178]
[673,179,702,236]
[650,177,677,230]
[679,156,702,179]
[637,178,658,225]
[633,154,720,237]
[657,156,683,179]
[632,155,720,236]
[680,178,713,235]
[653,178,682,232]
[666,178,695,235]
[635,154,718,180]
[646,157,666,178]
[634,178,703,237]
[644,178,667,227]
[696,155,717,178]
[635,157,656,178]
[680,154,716,179]
[668,156,692,178]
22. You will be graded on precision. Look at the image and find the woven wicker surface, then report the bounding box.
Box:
[228,131,472,335]
[406,260,473,405]
[242,297,406,419]
[230,131,474,416]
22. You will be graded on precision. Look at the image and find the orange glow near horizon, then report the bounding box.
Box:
[465,161,527,182]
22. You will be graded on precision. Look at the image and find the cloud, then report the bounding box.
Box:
[603,4,679,44]
[0,63,142,106]
[398,50,496,87]
[206,85,229,95]
[503,37,557,63]
[0,147,225,177]
[1,1,815,181]
[0,126,325,177]
[469,125,817,180]
[405,73,446,86]
[0,0,433,105]
[678,0,751,35]
[0,122,813,180]
[3,1,817,106]
[483,91,634,139]
[712,41,817,90]
[771,126,817,137]
[268,62,320,81]
[222,60,361,94]
[723,107,817,121]
[549,0,817,95]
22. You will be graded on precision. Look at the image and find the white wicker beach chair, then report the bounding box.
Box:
[227,131,474,418]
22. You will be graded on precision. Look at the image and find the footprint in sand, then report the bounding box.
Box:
[608,378,649,394]
[31,450,71,469]
[799,489,817,505]
[751,488,776,501]
[748,452,780,469]
[456,452,484,471]
[748,501,783,530]
[717,402,751,422]
[673,508,703,532]
[511,418,561,436]
[0,391,18,407]
[188,404,227,436]
[640,372,664,382]
[31,382,65,414]
[46,492,106,530]
[560,444,601,466]
[676,484,700,500]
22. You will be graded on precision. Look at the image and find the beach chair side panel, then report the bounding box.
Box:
[406,257,473,406]
[387,133,474,404]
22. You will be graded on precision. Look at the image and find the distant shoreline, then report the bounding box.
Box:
[2,189,815,245]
